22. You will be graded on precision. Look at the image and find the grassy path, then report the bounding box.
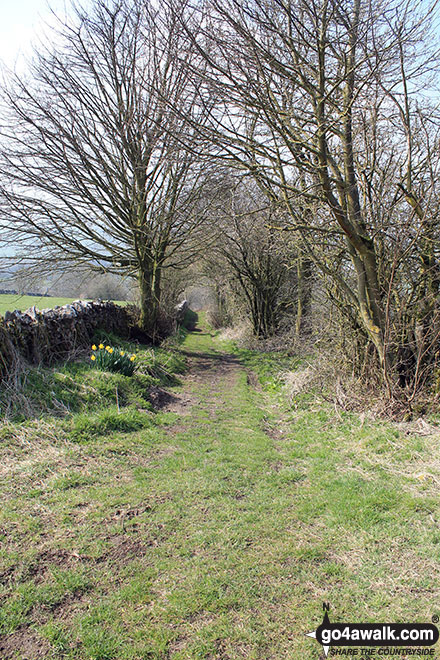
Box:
[1,320,440,658]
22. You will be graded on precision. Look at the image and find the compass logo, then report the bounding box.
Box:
[306,604,439,658]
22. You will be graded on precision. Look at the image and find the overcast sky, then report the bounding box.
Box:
[0,0,70,69]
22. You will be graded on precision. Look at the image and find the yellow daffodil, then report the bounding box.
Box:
[120,351,125,356]
[105,345,111,351]
[99,343,104,349]
[91,344,97,350]
[130,356,135,362]
[108,348,114,354]
[91,355,96,361]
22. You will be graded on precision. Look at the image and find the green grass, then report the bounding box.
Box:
[1,316,440,658]
[0,333,185,421]
[0,294,127,316]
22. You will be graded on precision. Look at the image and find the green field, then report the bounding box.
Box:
[0,294,126,316]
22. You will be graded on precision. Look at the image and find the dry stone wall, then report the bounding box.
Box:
[175,300,188,323]
[0,300,132,380]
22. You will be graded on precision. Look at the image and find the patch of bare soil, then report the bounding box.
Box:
[0,548,83,588]
[146,386,181,410]
[0,629,51,660]
[103,534,151,561]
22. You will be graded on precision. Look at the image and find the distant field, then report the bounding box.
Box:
[0,294,127,316]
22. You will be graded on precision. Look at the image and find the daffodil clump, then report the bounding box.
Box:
[90,343,137,376]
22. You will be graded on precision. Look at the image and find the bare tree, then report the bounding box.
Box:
[207,182,303,338]
[0,0,214,338]
[180,0,440,394]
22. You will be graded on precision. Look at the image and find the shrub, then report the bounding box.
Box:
[90,344,137,376]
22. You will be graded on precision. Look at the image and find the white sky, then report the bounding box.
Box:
[0,0,70,69]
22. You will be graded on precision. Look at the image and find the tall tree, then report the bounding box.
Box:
[210,183,300,338]
[0,0,212,339]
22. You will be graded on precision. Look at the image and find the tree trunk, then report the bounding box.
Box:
[138,263,161,339]
[296,255,312,338]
